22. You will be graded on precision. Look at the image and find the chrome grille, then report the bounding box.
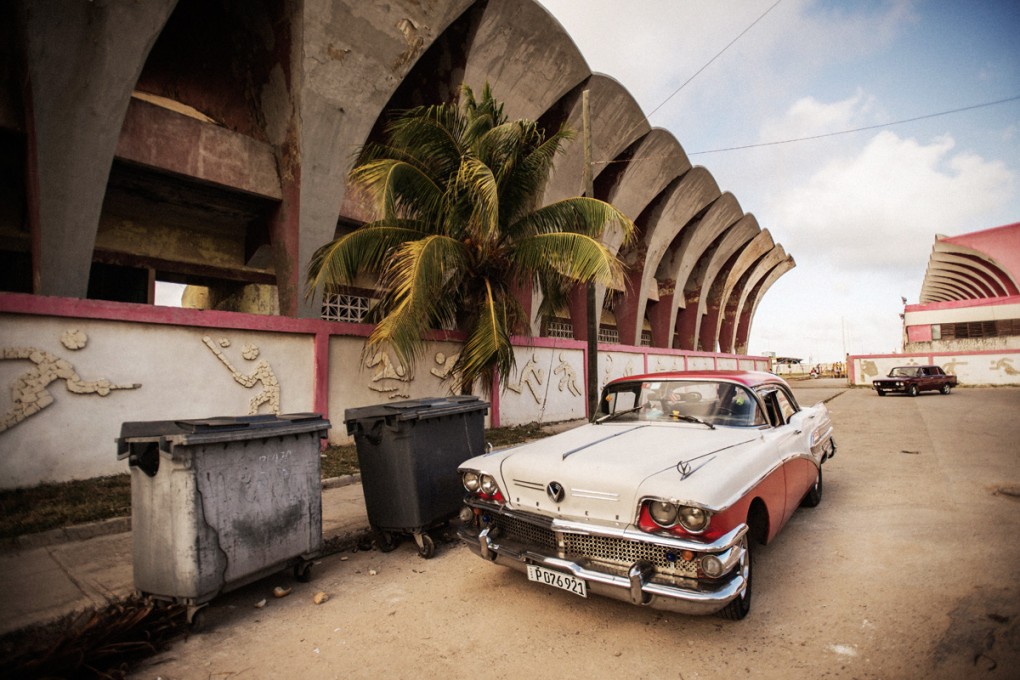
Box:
[564,533,698,577]
[489,513,557,550]
[487,513,697,577]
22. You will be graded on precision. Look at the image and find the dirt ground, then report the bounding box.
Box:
[132,385,1020,680]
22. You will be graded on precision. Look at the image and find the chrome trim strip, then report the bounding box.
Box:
[570,488,620,502]
[560,425,649,459]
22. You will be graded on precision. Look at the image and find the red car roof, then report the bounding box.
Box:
[605,369,786,390]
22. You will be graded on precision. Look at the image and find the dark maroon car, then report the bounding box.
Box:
[872,365,957,396]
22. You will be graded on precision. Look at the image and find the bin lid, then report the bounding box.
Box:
[117,413,330,458]
[343,396,489,433]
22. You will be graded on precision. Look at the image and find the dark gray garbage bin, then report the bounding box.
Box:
[344,396,489,558]
[117,413,330,627]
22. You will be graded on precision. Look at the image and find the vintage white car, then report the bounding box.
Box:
[457,370,836,619]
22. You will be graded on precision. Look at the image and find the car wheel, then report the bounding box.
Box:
[876,389,885,396]
[719,535,752,620]
[940,383,951,395]
[908,384,919,397]
[801,465,823,507]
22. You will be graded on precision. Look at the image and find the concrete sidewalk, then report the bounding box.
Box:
[0,479,371,637]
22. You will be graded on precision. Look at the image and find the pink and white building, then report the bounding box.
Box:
[850,222,1020,386]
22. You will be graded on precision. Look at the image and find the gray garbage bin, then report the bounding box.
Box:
[117,413,330,626]
[344,396,488,558]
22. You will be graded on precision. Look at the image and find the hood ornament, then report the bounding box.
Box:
[546,481,565,503]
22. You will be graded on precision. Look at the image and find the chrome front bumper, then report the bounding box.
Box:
[458,507,748,616]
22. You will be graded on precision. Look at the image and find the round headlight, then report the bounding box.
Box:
[462,471,480,493]
[700,554,724,578]
[678,506,709,533]
[648,501,678,527]
[480,474,499,495]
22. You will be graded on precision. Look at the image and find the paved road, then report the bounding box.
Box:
[133,385,1020,679]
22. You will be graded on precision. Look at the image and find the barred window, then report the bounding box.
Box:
[322,293,372,323]
[598,326,619,344]
[545,318,574,339]
[640,331,652,347]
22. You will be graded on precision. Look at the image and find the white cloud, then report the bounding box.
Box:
[767,129,1015,273]
[758,90,875,142]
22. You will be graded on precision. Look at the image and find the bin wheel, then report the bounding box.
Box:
[294,561,313,583]
[187,604,209,632]
[414,532,435,559]
[377,531,399,553]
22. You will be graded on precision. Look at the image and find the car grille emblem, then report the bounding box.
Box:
[546,481,565,503]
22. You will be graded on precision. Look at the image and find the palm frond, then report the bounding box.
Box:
[381,109,465,178]
[365,234,468,366]
[348,158,447,224]
[512,231,626,288]
[455,156,500,244]
[453,279,519,394]
[509,196,634,242]
[306,221,424,296]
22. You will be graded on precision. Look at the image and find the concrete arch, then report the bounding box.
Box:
[541,74,651,207]
[670,193,744,349]
[462,0,591,122]
[920,236,1020,302]
[17,0,177,298]
[736,255,796,354]
[540,74,654,339]
[607,129,692,345]
[717,231,778,353]
[639,167,721,347]
[930,265,995,298]
[926,253,1005,297]
[299,0,476,315]
[725,245,788,354]
[5,0,794,352]
[691,214,760,352]
[927,273,984,300]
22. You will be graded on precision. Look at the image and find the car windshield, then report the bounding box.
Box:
[597,379,766,427]
[889,367,920,377]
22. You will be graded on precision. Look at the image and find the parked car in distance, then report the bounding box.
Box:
[457,370,836,620]
[872,365,957,397]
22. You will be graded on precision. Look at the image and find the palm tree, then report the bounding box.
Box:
[307,84,634,395]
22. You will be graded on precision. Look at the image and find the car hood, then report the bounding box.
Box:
[464,422,764,527]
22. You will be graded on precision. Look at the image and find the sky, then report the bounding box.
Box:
[538,0,1020,364]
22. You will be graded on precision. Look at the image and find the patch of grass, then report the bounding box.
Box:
[1,424,558,539]
[0,475,132,542]
[485,422,552,448]
[321,443,360,478]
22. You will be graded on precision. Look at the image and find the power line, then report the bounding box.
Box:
[644,0,784,121]
[688,94,1020,155]
[594,94,1020,165]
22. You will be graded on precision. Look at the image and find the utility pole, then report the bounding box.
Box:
[582,90,598,419]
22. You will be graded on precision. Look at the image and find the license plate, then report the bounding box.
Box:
[527,565,588,598]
